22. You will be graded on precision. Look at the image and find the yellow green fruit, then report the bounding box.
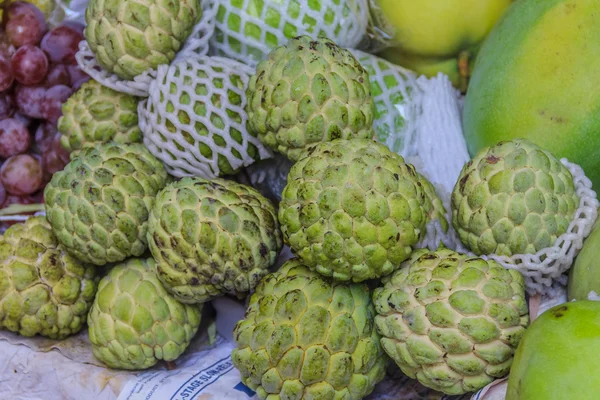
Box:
[506,301,600,400]
[373,0,513,90]
[463,0,600,191]
[568,215,600,301]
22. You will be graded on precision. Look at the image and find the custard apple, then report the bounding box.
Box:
[58,80,142,154]
[88,257,203,370]
[211,0,369,67]
[232,259,387,400]
[246,35,375,161]
[373,246,529,395]
[44,142,168,266]
[279,138,447,282]
[0,217,97,340]
[147,177,283,304]
[141,56,271,179]
[84,0,202,80]
[451,139,580,256]
[350,49,418,155]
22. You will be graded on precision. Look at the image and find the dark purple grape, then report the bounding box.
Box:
[11,45,49,85]
[2,2,46,27]
[40,24,84,65]
[6,12,48,47]
[0,93,14,119]
[0,57,14,92]
[41,84,72,124]
[67,65,90,90]
[0,117,31,158]
[0,153,42,195]
[13,84,45,118]
[45,63,71,86]
[0,181,6,207]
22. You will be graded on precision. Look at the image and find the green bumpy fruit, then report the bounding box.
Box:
[279,138,447,282]
[59,80,142,154]
[452,139,579,256]
[373,247,529,395]
[88,257,202,370]
[84,0,202,80]
[147,177,283,304]
[246,35,375,161]
[232,259,387,400]
[44,142,168,266]
[0,217,97,339]
[463,0,600,191]
[506,301,600,400]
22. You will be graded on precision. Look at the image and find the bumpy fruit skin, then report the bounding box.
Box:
[0,217,97,340]
[463,0,600,191]
[506,301,600,400]
[44,142,168,266]
[84,0,202,80]
[88,257,202,370]
[373,247,529,395]
[147,177,283,304]
[59,80,142,154]
[279,138,447,282]
[246,35,375,161]
[232,259,387,400]
[451,139,579,256]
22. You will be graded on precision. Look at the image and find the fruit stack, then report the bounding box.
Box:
[1,0,600,399]
[0,1,89,222]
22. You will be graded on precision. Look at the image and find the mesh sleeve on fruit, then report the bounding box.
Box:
[74,1,217,97]
[207,0,370,68]
[139,55,272,179]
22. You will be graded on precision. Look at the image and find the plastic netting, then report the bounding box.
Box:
[75,0,217,97]
[207,0,370,67]
[139,55,272,179]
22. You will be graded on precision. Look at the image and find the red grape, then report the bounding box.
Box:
[45,63,71,86]
[40,24,83,65]
[41,84,72,124]
[2,2,46,27]
[0,154,42,195]
[11,45,48,85]
[67,65,90,90]
[0,118,31,158]
[3,194,40,206]
[0,181,6,207]
[0,58,14,92]
[34,121,57,153]
[14,84,45,118]
[6,13,48,47]
[60,21,85,36]
[42,134,70,180]
[0,93,14,119]
[11,112,32,128]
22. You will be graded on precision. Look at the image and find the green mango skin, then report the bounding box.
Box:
[506,301,600,400]
[568,215,600,301]
[463,0,600,191]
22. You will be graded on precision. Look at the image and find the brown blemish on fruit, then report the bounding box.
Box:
[552,305,568,318]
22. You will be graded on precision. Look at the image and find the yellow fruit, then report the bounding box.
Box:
[372,0,513,90]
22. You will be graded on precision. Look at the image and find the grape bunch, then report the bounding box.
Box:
[0,1,89,227]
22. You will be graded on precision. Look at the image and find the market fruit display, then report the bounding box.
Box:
[84,0,202,80]
[231,259,387,400]
[451,139,579,256]
[0,216,97,339]
[210,0,369,67]
[147,177,282,304]
[506,301,600,400]
[463,0,600,191]
[373,246,529,395]
[246,35,375,161]
[373,0,513,90]
[568,217,600,301]
[44,142,168,265]
[58,79,142,154]
[141,56,267,179]
[87,257,203,370]
[279,138,447,282]
[0,2,90,224]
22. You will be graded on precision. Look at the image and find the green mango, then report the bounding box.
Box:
[568,215,600,301]
[506,301,600,400]
[463,0,600,191]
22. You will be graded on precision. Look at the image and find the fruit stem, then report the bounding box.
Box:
[0,203,45,218]
[458,51,471,94]
[166,361,177,371]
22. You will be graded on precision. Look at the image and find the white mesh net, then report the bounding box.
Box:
[207,0,370,67]
[139,55,272,179]
[75,1,217,97]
